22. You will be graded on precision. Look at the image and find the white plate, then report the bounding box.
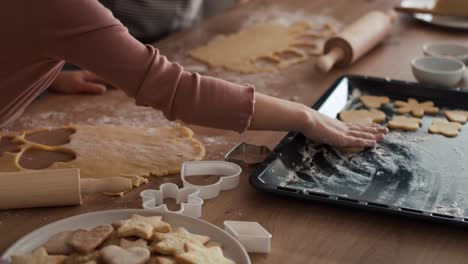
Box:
[414,13,468,30]
[1,209,250,264]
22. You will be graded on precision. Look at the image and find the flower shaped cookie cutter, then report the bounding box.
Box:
[140,161,242,218]
[140,183,204,218]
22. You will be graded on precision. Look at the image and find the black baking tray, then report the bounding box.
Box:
[250,75,468,226]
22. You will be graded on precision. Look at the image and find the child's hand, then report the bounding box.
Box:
[301,109,388,147]
[249,93,387,148]
[49,70,114,94]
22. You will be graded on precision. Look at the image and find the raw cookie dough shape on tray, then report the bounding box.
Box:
[360,95,390,109]
[0,125,205,195]
[445,110,468,124]
[338,109,386,126]
[190,22,336,73]
[387,116,422,131]
[337,109,386,153]
[429,119,463,137]
[394,98,439,117]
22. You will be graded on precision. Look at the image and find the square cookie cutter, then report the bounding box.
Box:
[224,220,272,253]
[224,142,272,167]
[141,161,242,217]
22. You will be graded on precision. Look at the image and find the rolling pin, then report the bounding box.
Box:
[0,169,133,210]
[316,10,397,73]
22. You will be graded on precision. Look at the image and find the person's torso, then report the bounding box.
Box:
[99,0,203,43]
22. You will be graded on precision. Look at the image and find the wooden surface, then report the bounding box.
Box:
[1,0,468,263]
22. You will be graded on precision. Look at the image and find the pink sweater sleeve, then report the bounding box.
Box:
[38,0,255,132]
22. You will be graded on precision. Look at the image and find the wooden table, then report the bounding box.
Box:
[1,0,468,263]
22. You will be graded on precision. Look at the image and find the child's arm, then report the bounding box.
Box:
[250,93,387,147]
[30,0,384,147]
[34,0,255,132]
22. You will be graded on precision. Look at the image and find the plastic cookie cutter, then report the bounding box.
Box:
[181,161,242,200]
[140,183,204,218]
[141,161,242,217]
[225,142,272,167]
[224,221,272,253]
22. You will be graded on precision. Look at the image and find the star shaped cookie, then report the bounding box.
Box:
[117,214,171,240]
[151,227,210,255]
[428,120,462,137]
[445,110,468,124]
[360,95,390,109]
[175,243,235,264]
[394,98,439,117]
[387,116,422,131]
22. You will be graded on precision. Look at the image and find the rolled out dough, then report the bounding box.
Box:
[190,22,333,73]
[0,125,205,194]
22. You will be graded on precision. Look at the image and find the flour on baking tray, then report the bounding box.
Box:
[278,127,467,217]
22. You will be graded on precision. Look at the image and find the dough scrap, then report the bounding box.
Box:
[0,125,205,195]
[360,96,390,109]
[190,22,330,73]
[394,98,439,117]
[339,109,386,125]
[387,116,422,131]
[445,110,468,124]
[428,119,462,137]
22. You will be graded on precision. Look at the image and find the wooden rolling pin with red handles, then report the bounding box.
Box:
[0,169,133,210]
[316,10,397,73]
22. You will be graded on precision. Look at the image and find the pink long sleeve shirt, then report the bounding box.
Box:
[0,0,255,132]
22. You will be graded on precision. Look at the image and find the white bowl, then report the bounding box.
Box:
[411,56,465,87]
[2,210,251,264]
[423,42,468,64]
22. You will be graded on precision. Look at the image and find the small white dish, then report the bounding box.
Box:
[423,42,468,64]
[224,220,272,253]
[411,56,465,87]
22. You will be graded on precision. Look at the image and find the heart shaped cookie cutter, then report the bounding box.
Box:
[140,183,204,218]
[181,161,242,200]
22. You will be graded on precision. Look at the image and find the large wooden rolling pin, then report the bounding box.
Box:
[0,169,132,209]
[316,10,397,73]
